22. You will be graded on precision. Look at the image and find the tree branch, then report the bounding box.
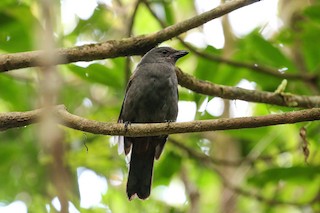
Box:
[1,105,320,136]
[143,1,318,84]
[142,2,320,108]
[176,68,320,108]
[0,0,260,72]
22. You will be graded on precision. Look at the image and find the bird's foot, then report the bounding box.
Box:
[124,121,131,132]
[165,120,175,128]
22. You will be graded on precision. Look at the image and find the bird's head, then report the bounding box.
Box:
[140,47,188,65]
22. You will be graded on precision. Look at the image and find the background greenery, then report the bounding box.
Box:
[0,0,320,212]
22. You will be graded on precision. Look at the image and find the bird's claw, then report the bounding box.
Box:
[124,121,131,132]
[165,120,174,127]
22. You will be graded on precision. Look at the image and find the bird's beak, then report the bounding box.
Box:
[172,50,189,60]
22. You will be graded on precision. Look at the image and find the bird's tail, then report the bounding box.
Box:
[126,138,155,200]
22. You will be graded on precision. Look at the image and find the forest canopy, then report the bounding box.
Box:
[0,0,320,212]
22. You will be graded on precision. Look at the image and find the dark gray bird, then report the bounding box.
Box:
[118,47,188,200]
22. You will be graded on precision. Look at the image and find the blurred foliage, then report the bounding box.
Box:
[0,0,320,213]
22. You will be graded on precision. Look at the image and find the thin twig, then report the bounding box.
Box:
[169,138,242,166]
[126,0,141,37]
[181,41,318,83]
[180,166,200,213]
[124,0,142,83]
[173,138,319,207]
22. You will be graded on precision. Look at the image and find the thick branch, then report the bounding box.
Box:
[0,0,260,72]
[1,105,320,136]
[176,68,320,108]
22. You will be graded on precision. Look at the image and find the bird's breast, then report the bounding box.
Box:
[122,63,178,123]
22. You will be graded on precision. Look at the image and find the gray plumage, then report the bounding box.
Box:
[118,47,188,200]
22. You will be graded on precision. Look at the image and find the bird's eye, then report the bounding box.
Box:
[161,50,168,55]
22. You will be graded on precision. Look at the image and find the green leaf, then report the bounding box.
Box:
[0,74,35,110]
[300,24,320,71]
[304,4,320,22]
[66,4,112,41]
[134,4,161,35]
[163,2,174,26]
[248,166,320,186]
[238,32,296,70]
[0,5,36,52]
[68,59,124,89]
[154,151,182,186]
[194,46,220,82]
[0,128,46,201]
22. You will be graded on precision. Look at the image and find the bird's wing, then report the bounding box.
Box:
[118,73,134,123]
[117,68,139,155]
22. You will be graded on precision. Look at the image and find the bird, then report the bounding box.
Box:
[118,46,188,200]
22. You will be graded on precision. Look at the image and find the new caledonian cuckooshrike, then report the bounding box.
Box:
[117,47,188,200]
